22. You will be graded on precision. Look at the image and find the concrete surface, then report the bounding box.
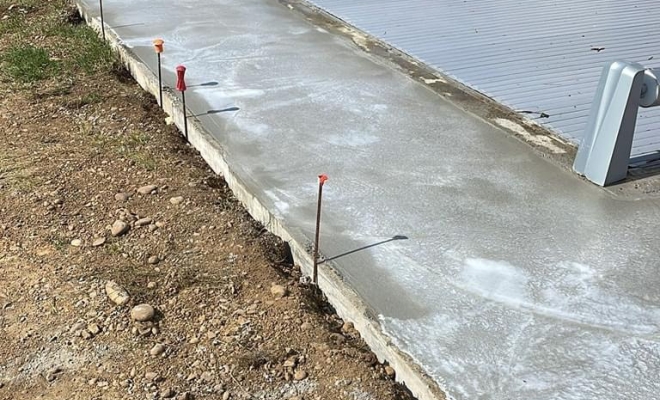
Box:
[78,1,660,399]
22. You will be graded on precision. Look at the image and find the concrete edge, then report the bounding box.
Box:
[75,4,448,400]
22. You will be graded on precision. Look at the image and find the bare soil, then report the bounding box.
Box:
[0,2,415,400]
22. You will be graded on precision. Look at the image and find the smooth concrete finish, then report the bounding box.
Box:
[78,1,660,399]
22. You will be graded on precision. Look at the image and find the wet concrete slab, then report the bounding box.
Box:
[78,0,660,399]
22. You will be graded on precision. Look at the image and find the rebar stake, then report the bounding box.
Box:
[176,65,188,141]
[313,174,328,284]
[99,0,105,41]
[153,39,164,107]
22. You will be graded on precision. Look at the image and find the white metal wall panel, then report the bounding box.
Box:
[308,0,660,158]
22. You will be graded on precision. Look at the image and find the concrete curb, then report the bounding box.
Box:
[76,3,448,400]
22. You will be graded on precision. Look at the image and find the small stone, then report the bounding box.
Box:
[115,192,130,201]
[270,284,288,298]
[222,391,230,400]
[105,281,130,305]
[46,367,61,382]
[161,388,175,398]
[145,371,159,381]
[329,333,346,345]
[110,220,130,237]
[384,365,395,378]
[70,239,82,247]
[200,371,214,382]
[81,330,93,340]
[189,337,199,344]
[92,237,106,247]
[300,322,312,330]
[131,304,155,322]
[341,321,355,333]
[69,321,86,333]
[177,393,193,400]
[169,196,184,205]
[147,282,157,289]
[87,323,101,335]
[147,255,159,265]
[135,217,152,227]
[293,370,308,381]
[150,343,166,356]
[137,185,158,195]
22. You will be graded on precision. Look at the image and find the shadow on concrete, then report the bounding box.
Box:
[320,235,408,263]
[111,23,145,29]
[189,81,219,88]
[191,107,240,117]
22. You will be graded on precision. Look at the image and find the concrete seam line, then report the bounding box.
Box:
[75,3,447,400]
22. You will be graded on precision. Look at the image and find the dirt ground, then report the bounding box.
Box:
[0,2,415,399]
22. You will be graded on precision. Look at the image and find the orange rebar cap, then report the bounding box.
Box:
[318,174,328,185]
[153,39,164,54]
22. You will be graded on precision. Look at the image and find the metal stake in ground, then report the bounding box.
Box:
[176,65,188,141]
[313,174,328,284]
[153,39,164,107]
[99,0,105,41]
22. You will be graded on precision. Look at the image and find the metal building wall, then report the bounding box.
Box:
[309,0,660,158]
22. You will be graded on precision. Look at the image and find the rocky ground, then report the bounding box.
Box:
[0,1,414,399]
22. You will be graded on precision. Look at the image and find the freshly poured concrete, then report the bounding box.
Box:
[79,0,660,399]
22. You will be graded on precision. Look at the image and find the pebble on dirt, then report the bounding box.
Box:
[92,237,106,247]
[105,281,130,306]
[137,184,158,195]
[150,343,166,356]
[110,220,130,236]
[270,284,288,298]
[147,255,159,264]
[130,304,155,322]
[115,192,130,201]
[70,239,82,247]
[293,370,308,381]
[170,196,184,205]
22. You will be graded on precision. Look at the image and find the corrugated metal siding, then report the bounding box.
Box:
[308,0,660,158]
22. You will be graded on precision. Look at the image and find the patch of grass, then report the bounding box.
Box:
[48,22,114,75]
[1,45,59,83]
[65,92,102,109]
[127,153,158,171]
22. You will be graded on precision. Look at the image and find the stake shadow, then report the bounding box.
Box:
[190,107,240,118]
[110,23,145,29]
[320,235,408,264]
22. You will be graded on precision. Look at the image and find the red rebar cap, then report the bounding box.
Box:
[176,65,187,92]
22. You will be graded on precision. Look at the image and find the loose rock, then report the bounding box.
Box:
[341,321,355,333]
[270,284,288,298]
[293,370,308,381]
[135,217,152,227]
[144,371,159,381]
[130,304,155,322]
[87,323,101,335]
[161,388,175,398]
[105,281,130,305]
[70,239,82,247]
[147,255,159,265]
[177,393,193,400]
[137,184,158,195]
[222,391,230,400]
[115,192,130,201]
[110,220,129,237]
[384,365,395,378]
[169,196,184,205]
[92,237,106,247]
[150,343,166,356]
